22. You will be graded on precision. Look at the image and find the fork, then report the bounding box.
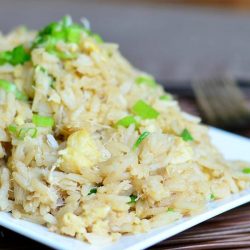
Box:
[191,78,250,130]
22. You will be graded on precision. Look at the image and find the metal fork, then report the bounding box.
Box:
[191,78,250,130]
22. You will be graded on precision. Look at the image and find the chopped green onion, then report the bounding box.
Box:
[180,128,193,142]
[88,188,97,195]
[66,26,82,43]
[132,100,159,119]
[38,22,58,37]
[7,124,17,134]
[8,125,37,140]
[50,50,77,60]
[160,94,171,101]
[33,16,102,56]
[128,194,138,204]
[167,208,174,212]
[32,17,79,53]
[92,33,103,43]
[62,15,73,27]
[15,89,29,101]
[10,45,30,65]
[17,128,37,140]
[27,128,37,138]
[135,75,156,87]
[0,79,28,101]
[32,114,54,127]
[116,115,138,128]
[43,35,77,60]
[0,79,16,93]
[41,36,57,50]
[210,193,216,200]
[133,131,150,150]
[0,45,30,66]
[0,51,12,65]
[242,168,250,174]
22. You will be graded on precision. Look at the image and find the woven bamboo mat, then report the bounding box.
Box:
[0,97,249,250]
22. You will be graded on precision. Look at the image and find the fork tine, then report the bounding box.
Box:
[192,79,232,126]
[201,79,227,124]
[209,79,242,125]
[221,79,250,128]
[208,78,250,128]
[203,79,228,125]
[191,80,217,124]
[222,78,247,106]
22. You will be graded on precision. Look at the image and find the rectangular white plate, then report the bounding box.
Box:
[0,127,250,250]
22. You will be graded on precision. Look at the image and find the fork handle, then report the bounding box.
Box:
[160,80,250,98]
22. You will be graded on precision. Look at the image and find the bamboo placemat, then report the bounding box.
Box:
[0,97,249,250]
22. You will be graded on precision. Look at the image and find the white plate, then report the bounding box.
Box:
[0,127,250,250]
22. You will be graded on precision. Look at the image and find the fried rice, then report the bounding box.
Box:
[0,16,249,244]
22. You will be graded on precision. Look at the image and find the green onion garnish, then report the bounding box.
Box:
[7,124,17,134]
[9,45,31,65]
[242,168,250,174]
[88,188,97,195]
[32,114,54,127]
[160,94,171,101]
[0,45,30,66]
[135,75,156,87]
[167,208,174,212]
[33,16,82,54]
[116,115,138,128]
[180,128,193,142]
[210,193,216,200]
[0,79,16,93]
[132,100,159,119]
[62,15,73,27]
[92,33,103,43]
[0,51,12,65]
[15,89,29,101]
[8,125,37,140]
[32,16,103,58]
[133,131,150,150]
[0,79,28,101]
[49,50,77,60]
[17,128,37,140]
[66,26,82,43]
[128,194,138,204]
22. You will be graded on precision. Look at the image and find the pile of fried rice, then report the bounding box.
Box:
[0,16,249,244]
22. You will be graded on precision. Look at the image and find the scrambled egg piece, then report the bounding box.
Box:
[59,129,101,174]
[60,212,86,236]
[169,138,193,165]
[83,204,111,225]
